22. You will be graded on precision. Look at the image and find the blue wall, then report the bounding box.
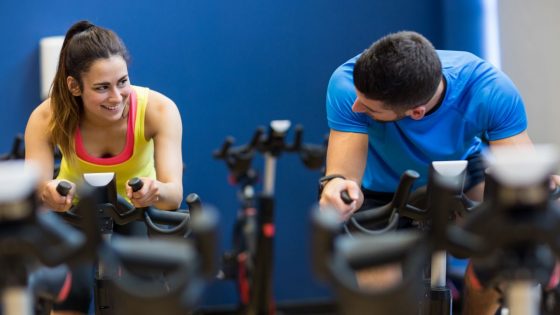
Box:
[442,0,485,57]
[0,0,484,307]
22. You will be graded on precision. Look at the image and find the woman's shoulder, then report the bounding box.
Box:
[143,87,181,138]
[28,99,53,124]
[146,88,175,107]
[145,88,180,118]
[25,99,53,143]
[131,85,175,110]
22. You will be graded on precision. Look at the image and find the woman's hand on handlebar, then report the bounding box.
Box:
[126,177,160,208]
[43,179,76,212]
[319,178,363,221]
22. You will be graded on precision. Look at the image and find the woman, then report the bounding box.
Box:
[25,20,183,314]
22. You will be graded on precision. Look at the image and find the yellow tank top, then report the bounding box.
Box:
[57,86,156,199]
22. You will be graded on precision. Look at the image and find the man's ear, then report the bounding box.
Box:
[67,76,81,96]
[405,106,427,120]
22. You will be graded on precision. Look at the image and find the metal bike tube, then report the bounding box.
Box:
[427,251,451,315]
[247,153,277,315]
[430,251,446,288]
[263,153,277,196]
[2,287,32,315]
[506,281,540,315]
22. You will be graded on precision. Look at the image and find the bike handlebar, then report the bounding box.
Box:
[345,162,480,236]
[344,170,420,235]
[55,177,192,237]
[0,134,24,161]
[311,206,429,315]
[214,122,326,182]
[128,177,143,192]
[56,180,72,196]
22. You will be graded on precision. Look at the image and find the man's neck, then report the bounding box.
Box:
[424,77,446,115]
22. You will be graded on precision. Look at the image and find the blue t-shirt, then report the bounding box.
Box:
[326,50,528,192]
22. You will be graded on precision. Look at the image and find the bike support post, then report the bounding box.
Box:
[427,251,451,315]
[2,287,32,315]
[427,160,469,315]
[506,279,540,315]
[263,153,276,196]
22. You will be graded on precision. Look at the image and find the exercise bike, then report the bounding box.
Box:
[213,120,326,315]
[0,161,97,315]
[55,172,216,314]
[314,145,560,315]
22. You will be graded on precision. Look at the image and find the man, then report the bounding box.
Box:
[318,30,535,315]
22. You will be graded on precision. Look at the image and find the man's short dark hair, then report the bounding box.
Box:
[353,31,442,110]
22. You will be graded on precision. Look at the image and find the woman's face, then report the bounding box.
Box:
[74,55,132,124]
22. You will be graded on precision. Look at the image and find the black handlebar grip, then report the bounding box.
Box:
[393,170,420,210]
[128,177,144,192]
[249,127,265,149]
[11,134,23,158]
[341,190,353,204]
[56,181,72,196]
[213,136,234,159]
[186,193,202,216]
[292,125,303,150]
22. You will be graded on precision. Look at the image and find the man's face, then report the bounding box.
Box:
[352,90,407,122]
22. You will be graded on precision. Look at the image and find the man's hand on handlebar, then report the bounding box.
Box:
[319,178,363,221]
[43,179,75,212]
[126,177,160,208]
